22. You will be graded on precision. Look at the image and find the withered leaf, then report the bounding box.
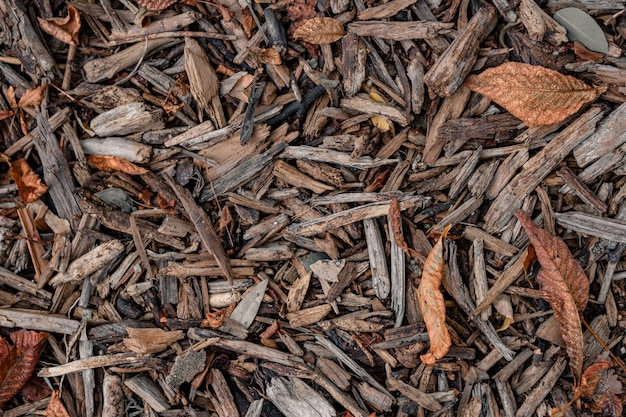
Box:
[0,330,48,408]
[293,17,345,44]
[465,62,606,127]
[43,391,70,417]
[37,5,81,46]
[580,360,613,397]
[417,224,452,365]
[18,85,46,108]
[88,155,148,175]
[248,47,283,65]
[514,210,589,381]
[124,328,184,354]
[9,158,49,203]
[286,0,317,22]
[0,110,14,121]
[134,0,176,10]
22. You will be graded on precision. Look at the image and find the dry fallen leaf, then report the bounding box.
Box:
[580,360,613,397]
[514,210,589,381]
[88,155,148,175]
[37,5,81,46]
[0,110,14,121]
[18,85,46,108]
[293,17,345,44]
[248,47,283,65]
[124,328,185,354]
[43,391,70,417]
[465,62,606,127]
[417,224,452,365]
[135,0,176,10]
[0,330,48,408]
[9,158,49,203]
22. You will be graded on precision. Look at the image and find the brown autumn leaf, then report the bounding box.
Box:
[0,110,14,121]
[135,0,176,10]
[464,62,606,127]
[417,224,452,366]
[514,210,589,381]
[37,5,81,46]
[287,0,317,22]
[9,158,49,203]
[88,155,148,175]
[248,47,283,65]
[389,198,427,266]
[0,330,48,408]
[293,17,345,44]
[43,391,70,417]
[18,85,46,108]
[580,360,613,397]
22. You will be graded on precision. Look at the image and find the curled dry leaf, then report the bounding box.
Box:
[514,210,589,381]
[465,62,606,127]
[88,155,148,175]
[43,391,70,417]
[0,330,48,408]
[37,5,81,46]
[293,17,345,44]
[9,158,49,203]
[417,224,452,365]
[580,360,613,397]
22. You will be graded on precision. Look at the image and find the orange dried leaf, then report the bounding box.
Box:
[43,391,70,417]
[417,224,452,365]
[248,47,283,65]
[18,85,46,108]
[135,0,176,10]
[0,110,14,121]
[389,198,426,265]
[9,158,49,203]
[88,155,148,175]
[5,86,17,109]
[514,210,589,381]
[580,360,613,397]
[464,62,606,127]
[0,330,48,408]
[287,0,317,22]
[37,5,81,46]
[293,17,345,44]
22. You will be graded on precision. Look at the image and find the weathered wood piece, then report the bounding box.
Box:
[163,175,234,284]
[485,108,604,233]
[424,4,498,97]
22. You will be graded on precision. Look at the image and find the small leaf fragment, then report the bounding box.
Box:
[417,225,452,365]
[37,5,81,46]
[88,155,148,175]
[465,62,606,127]
[293,17,345,44]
